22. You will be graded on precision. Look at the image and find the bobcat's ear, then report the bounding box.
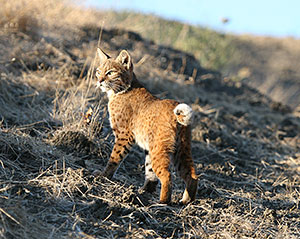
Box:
[97,48,110,63]
[116,50,133,71]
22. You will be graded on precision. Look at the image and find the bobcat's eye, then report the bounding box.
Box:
[105,70,114,76]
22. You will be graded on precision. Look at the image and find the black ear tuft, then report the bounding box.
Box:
[97,48,110,62]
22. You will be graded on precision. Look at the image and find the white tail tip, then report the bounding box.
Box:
[174,103,193,126]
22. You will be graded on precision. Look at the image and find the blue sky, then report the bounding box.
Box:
[84,0,300,38]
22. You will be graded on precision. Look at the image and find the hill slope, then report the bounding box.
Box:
[97,11,300,110]
[0,1,300,238]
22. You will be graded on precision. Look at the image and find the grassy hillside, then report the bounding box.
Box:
[98,11,300,110]
[0,1,300,238]
[97,11,235,72]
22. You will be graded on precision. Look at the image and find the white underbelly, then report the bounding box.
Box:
[134,132,149,151]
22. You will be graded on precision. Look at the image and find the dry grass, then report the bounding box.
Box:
[0,1,300,238]
[0,0,101,31]
[97,11,235,72]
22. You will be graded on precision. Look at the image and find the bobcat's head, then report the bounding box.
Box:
[95,49,133,96]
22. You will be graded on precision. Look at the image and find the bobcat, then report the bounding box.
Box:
[96,48,198,204]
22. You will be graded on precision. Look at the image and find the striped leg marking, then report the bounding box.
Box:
[102,133,134,179]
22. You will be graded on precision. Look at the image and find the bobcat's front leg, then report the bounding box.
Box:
[103,132,135,179]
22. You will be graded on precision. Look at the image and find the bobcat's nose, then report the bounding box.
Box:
[95,77,103,88]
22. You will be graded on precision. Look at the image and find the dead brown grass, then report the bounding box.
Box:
[0,1,300,238]
[0,0,101,32]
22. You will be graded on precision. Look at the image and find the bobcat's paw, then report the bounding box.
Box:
[138,180,158,194]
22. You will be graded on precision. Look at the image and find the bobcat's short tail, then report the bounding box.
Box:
[174,103,193,126]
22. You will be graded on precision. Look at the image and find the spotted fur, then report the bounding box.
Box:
[96,48,198,204]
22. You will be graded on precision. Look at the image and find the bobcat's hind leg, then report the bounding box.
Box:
[180,174,198,204]
[174,126,198,204]
[177,157,198,204]
[139,150,158,193]
[150,151,172,204]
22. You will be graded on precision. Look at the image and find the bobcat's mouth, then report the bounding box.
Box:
[97,79,129,95]
[97,81,117,93]
[98,81,110,92]
[96,80,101,89]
